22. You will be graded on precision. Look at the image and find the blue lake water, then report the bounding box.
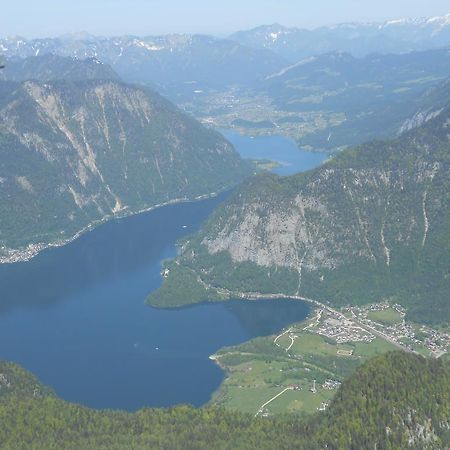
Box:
[0,193,310,411]
[0,132,328,411]
[220,129,329,176]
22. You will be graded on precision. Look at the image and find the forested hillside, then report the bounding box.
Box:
[262,49,450,150]
[150,103,450,324]
[0,76,250,258]
[0,353,447,449]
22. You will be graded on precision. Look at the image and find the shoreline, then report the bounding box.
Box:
[0,190,222,265]
[206,306,315,409]
[175,270,417,355]
[217,127,336,154]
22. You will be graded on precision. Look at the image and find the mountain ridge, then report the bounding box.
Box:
[150,102,450,325]
[0,34,287,93]
[0,76,250,260]
[0,54,120,82]
[230,13,450,61]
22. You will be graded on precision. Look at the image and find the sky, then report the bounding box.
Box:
[3,0,450,38]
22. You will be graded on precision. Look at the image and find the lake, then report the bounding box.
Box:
[220,129,329,176]
[0,132,326,412]
[0,193,310,411]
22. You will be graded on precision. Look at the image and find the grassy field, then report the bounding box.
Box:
[212,357,336,415]
[367,308,403,325]
[211,319,397,416]
[353,338,397,358]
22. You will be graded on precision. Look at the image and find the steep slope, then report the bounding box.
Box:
[0,54,120,82]
[150,106,450,324]
[0,79,250,259]
[311,352,450,448]
[230,14,450,61]
[399,76,450,133]
[0,353,448,449]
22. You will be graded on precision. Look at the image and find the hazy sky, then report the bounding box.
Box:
[3,0,450,38]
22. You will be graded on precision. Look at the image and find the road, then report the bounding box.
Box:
[255,387,293,417]
[195,274,414,354]
[286,335,295,352]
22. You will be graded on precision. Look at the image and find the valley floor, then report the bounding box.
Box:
[210,299,449,416]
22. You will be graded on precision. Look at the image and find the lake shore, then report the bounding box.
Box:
[0,191,222,265]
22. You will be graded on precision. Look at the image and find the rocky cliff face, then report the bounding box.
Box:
[0,79,250,254]
[166,108,450,323]
[204,157,441,274]
[398,77,450,134]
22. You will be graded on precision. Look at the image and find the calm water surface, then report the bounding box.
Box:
[0,193,309,411]
[0,133,326,411]
[220,129,329,176]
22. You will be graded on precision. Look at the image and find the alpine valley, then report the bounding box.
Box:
[151,95,450,325]
[1,9,450,450]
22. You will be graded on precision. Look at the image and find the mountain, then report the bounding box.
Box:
[0,34,287,95]
[310,352,450,448]
[262,48,450,151]
[0,54,120,82]
[0,78,250,259]
[0,352,448,448]
[230,14,450,61]
[150,103,450,325]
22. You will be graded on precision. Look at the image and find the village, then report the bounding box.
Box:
[305,301,450,358]
[307,308,376,345]
[346,302,450,358]
[0,243,46,264]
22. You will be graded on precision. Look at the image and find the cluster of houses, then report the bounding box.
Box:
[312,313,375,344]
[420,326,450,357]
[322,379,341,390]
[347,302,449,357]
[0,241,50,264]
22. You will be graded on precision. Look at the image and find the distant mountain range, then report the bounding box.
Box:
[0,59,250,258]
[2,15,450,144]
[2,13,450,95]
[230,14,450,61]
[0,34,287,94]
[0,54,119,82]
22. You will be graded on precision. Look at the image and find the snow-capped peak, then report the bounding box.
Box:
[426,14,450,27]
[131,39,164,51]
[381,13,450,29]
